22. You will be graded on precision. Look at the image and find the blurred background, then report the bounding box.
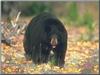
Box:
[1,1,99,74]
[1,1,99,41]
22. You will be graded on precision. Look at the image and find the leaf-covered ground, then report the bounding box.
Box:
[1,26,99,74]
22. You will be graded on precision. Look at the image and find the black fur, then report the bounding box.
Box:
[23,12,68,67]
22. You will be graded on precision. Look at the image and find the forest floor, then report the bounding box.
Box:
[1,20,99,74]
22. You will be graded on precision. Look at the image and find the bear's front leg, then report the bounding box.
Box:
[54,44,66,68]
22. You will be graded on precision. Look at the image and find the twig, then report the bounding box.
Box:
[15,11,21,23]
[10,11,21,27]
[11,20,16,27]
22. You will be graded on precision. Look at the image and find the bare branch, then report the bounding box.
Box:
[15,11,21,23]
[11,20,16,27]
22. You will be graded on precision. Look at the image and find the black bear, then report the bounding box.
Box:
[23,12,67,67]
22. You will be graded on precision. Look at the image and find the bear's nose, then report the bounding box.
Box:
[50,36,58,48]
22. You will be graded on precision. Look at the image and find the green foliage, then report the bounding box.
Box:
[66,3,94,41]
[48,55,56,66]
[23,3,52,16]
[66,2,94,31]
[67,2,78,23]
[79,12,94,30]
[78,12,94,41]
